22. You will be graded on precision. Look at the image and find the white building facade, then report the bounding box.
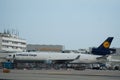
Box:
[0,33,26,52]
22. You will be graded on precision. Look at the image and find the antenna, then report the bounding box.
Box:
[4,29,6,34]
[7,29,10,34]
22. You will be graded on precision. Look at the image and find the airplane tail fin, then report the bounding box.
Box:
[98,37,113,49]
[92,37,116,55]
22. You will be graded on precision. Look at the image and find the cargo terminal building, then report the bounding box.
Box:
[27,44,64,52]
[0,33,26,52]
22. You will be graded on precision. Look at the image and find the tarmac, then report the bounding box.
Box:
[0,69,120,80]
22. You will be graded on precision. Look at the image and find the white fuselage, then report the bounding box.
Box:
[6,52,102,63]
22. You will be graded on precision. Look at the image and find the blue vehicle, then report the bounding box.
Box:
[2,62,14,69]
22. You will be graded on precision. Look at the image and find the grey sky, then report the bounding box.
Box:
[0,0,120,49]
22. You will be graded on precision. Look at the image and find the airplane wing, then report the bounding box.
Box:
[51,55,80,64]
[96,56,108,62]
[109,59,120,62]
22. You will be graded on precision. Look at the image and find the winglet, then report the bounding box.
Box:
[75,55,80,60]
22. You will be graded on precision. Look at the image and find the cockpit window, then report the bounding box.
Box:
[13,55,15,58]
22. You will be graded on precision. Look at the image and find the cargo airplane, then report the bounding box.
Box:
[6,37,115,64]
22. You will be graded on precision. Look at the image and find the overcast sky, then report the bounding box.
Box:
[0,0,120,49]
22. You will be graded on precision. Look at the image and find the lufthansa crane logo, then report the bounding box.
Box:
[103,41,110,48]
